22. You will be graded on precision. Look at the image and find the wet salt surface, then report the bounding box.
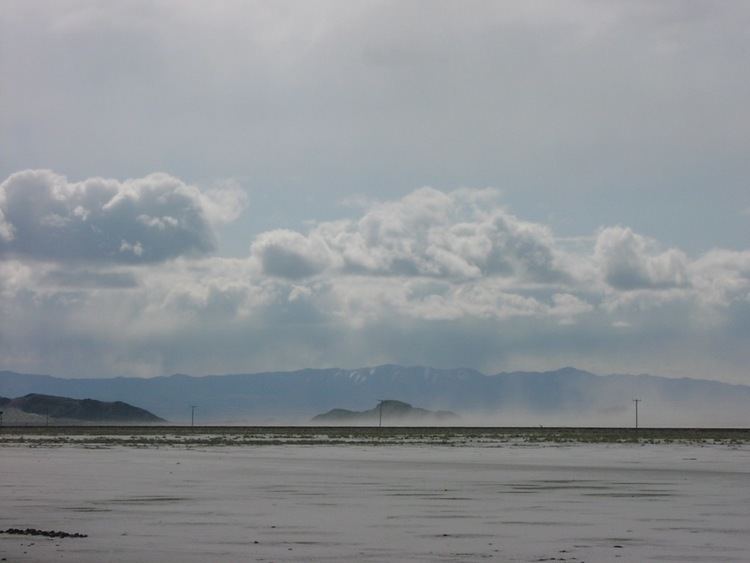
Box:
[1,444,749,562]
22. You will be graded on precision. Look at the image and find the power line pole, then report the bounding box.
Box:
[190,405,197,427]
[633,399,641,430]
[379,400,383,428]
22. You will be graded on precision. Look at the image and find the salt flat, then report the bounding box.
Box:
[2,442,750,562]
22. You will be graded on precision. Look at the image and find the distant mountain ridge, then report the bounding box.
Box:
[0,393,165,424]
[1,365,748,426]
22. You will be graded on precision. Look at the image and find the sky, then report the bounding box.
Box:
[1,1,749,381]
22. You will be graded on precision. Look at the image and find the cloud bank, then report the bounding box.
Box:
[1,170,748,381]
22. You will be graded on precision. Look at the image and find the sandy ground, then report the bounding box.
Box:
[2,443,750,562]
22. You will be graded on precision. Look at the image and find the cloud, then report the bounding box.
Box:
[0,186,13,241]
[252,188,569,282]
[595,226,690,290]
[199,179,249,225]
[251,229,334,279]
[0,170,245,263]
[41,269,138,289]
[690,249,750,307]
[1,182,749,382]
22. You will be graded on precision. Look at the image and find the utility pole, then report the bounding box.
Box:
[633,399,641,430]
[190,405,197,427]
[379,400,383,428]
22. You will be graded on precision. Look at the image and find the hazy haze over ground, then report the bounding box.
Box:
[1,1,749,381]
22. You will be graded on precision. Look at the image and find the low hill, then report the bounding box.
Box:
[0,394,165,424]
[312,400,459,425]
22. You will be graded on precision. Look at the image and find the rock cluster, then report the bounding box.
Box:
[1,528,87,538]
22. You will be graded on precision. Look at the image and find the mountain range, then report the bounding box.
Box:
[1,365,748,426]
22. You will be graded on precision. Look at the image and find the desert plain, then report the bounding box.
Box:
[1,427,749,562]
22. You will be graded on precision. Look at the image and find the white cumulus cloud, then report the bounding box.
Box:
[251,187,569,282]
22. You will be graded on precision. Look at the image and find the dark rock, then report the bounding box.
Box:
[1,528,87,539]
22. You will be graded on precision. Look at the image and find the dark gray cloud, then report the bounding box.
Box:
[0,170,243,263]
